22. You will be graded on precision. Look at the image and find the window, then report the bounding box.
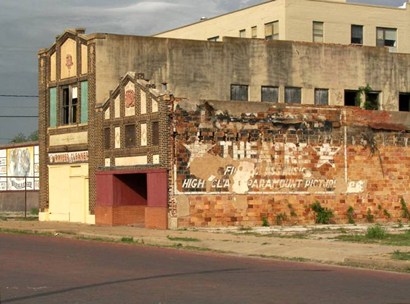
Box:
[265,21,279,40]
[315,89,329,105]
[239,29,246,38]
[251,26,257,38]
[344,90,359,106]
[399,93,410,112]
[152,121,159,146]
[376,27,397,51]
[125,124,136,148]
[261,86,278,102]
[313,21,324,42]
[351,25,363,44]
[208,36,219,42]
[104,128,111,149]
[80,81,88,123]
[231,84,248,101]
[49,87,57,127]
[62,86,78,125]
[285,87,301,104]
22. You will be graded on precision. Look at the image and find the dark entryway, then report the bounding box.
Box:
[95,169,168,228]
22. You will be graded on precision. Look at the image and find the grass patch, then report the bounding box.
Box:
[336,227,410,246]
[166,236,200,242]
[121,236,134,243]
[392,250,410,261]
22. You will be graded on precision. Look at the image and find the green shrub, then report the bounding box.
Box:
[262,216,270,227]
[366,224,386,239]
[400,198,410,219]
[275,213,287,225]
[310,201,334,224]
[346,206,355,224]
[366,208,374,223]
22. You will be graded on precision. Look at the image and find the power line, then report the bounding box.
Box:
[0,115,38,118]
[0,94,38,98]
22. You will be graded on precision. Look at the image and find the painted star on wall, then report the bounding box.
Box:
[183,139,215,168]
[313,143,341,168]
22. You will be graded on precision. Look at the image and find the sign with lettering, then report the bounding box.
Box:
[178,139,343,194]
[48,151,89,164]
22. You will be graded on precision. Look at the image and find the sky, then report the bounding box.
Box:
[0,0,406,144]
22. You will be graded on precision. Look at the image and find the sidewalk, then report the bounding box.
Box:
[1,219,409,273]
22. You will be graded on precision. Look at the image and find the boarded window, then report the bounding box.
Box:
[125,124,136,148]
[315,89,329,105]
[80,81,88,123]
[265,21,279,40]
[152,121,159,146]
[351,25,363,44]
[261,86,278,102]
[313,21,324,42]
[285,87,301,104]
[49,87,57,127]
[231,84,248,101]
[104,128,110,149]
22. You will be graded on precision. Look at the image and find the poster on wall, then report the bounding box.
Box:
[7,146,35,190]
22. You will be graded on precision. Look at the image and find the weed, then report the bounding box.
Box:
[310,201,334,224]
[397,219,404,228]
[30,208,39,215]
[365,224,386,239]
[346,206,355,224]
[262,216,270,227]
[366,208,374,223]
[383,209,391,219]
[288,204,297,217]
[121,237,134,243]
[275,213,287,225]
[166,236,200,242]
[400,197,410,220]
[392,250,410,261]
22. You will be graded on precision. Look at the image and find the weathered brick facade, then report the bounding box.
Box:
[38,28,410,228]
[170,101,410,228]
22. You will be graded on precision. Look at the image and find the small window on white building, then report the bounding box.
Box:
[231,84,249,101]
[208,36,219,42]
[313,21,324,43]
[251,26,257,38]
[261,86,279,102]
[285,87,302,104]
[265,21,279,40]
[376,27,397,52]
[315,89,329,105]
[351,25,363,44]
[239,29,246,38]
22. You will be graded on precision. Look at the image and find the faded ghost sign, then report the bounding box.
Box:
[178,139,341,194]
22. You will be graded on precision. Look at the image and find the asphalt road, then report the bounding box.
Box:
[1,233,409,304]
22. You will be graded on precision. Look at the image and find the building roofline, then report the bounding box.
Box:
[153,0,408,37]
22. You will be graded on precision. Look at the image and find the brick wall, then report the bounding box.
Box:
[171,101,410,227]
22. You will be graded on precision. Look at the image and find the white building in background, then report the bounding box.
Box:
[155,0,410,54]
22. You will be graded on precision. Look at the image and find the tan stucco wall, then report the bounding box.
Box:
[92,34,410,110]
[155,0,410,54]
